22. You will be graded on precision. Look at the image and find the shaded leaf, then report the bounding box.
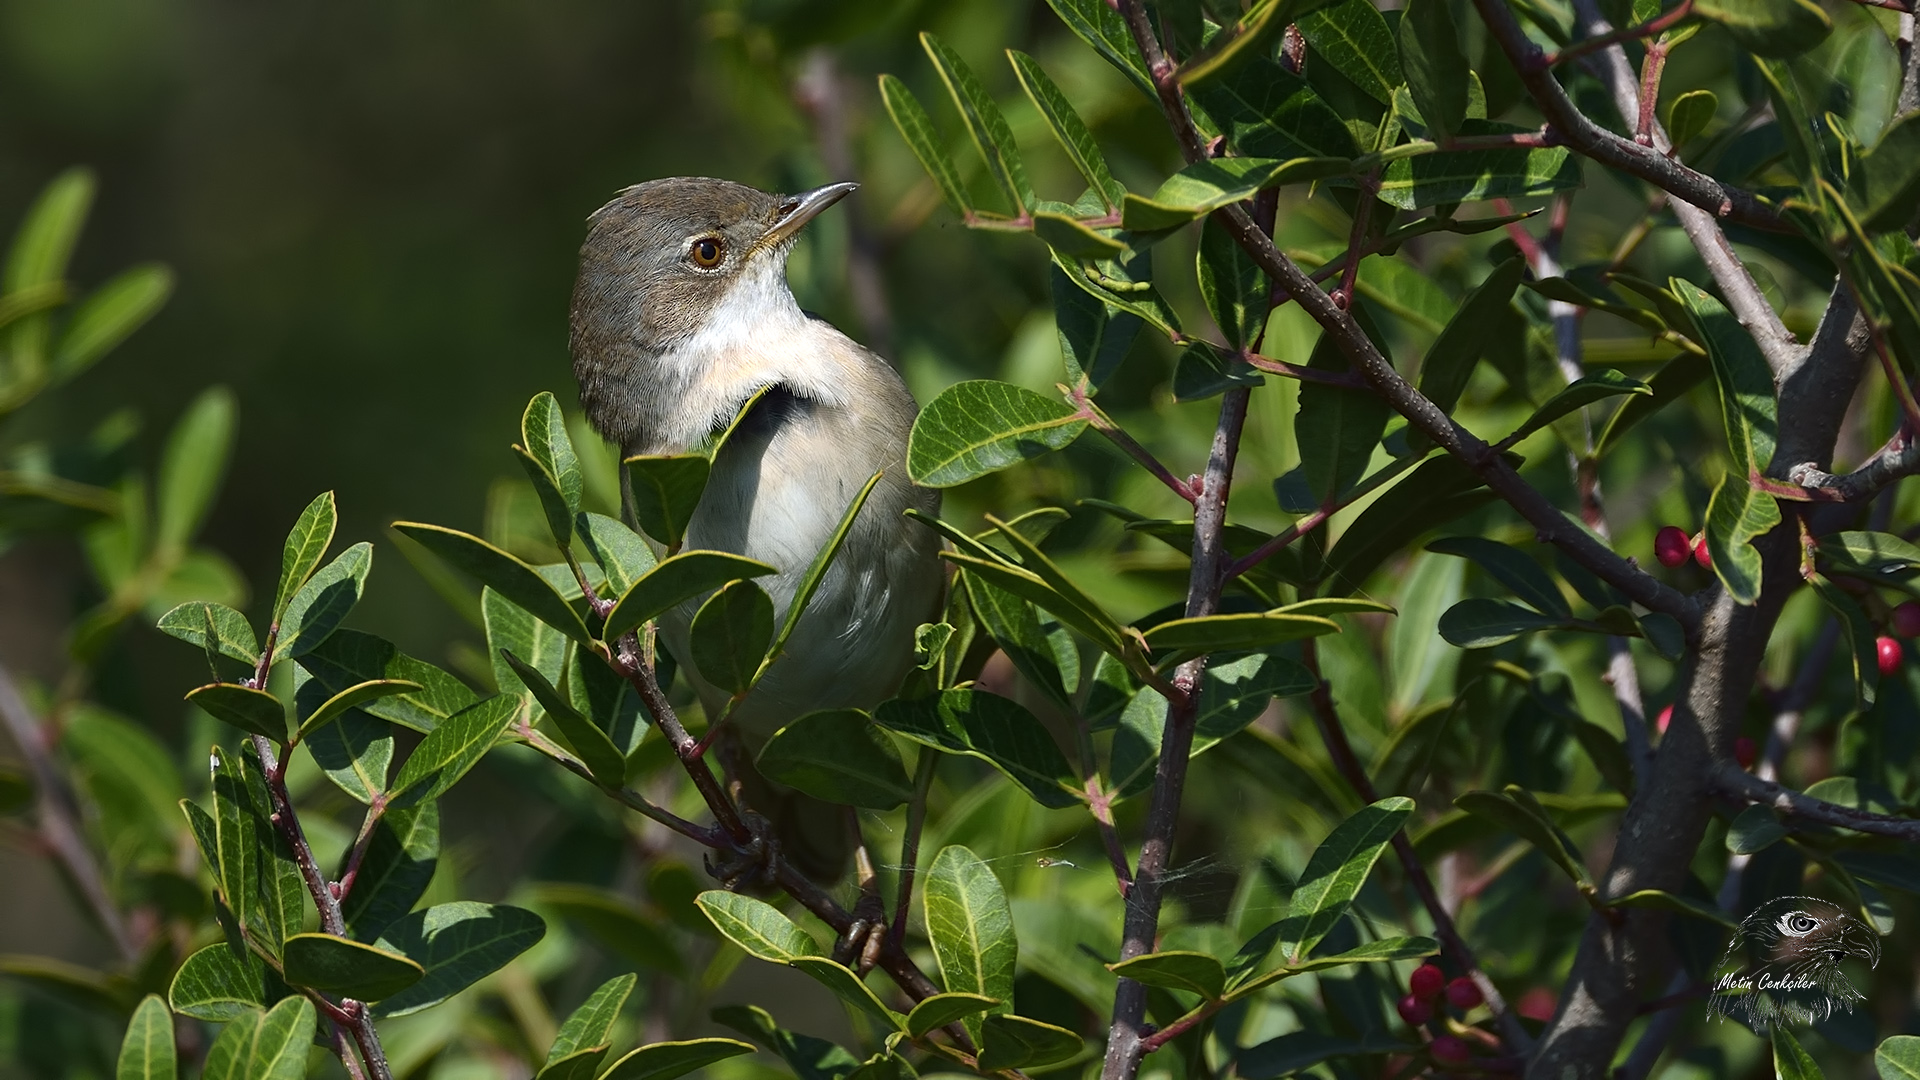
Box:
[1142,611,1341,653]
[341,801,438,940]
[602,550,777,641]
[873,690,1079,808]
[906,993,1000,1039]
[1051,259,1141,390]
[1503,370,1652,445]
[1299,0,1402,105]
[189,684,286,743]
[1122,157,1351,232]
[372,902,546,1017]
[577,511,655,596]
[1377,123,1582,209]
[273,491,337,629]
[296,679,422,741]
[546,973,637,1067]
[1279,798,1413,963]
[1703,469,1780,606]
[1696,0,1831,56]
[388,695,520,806]
[625,454,709,551]
[282,933,424,1001]
[504,649,625,786]
[757,709,914,810]
[1107,951,1225,999]
[1608,889,1739,930]
[299,629,480,734]
[600,1039,756,1080]
[1438,598,1567,648]
[979,1015,1083,1071]
[1417,256,1525,416]
[689,579,775,695]
[1398,0,1467,142]
[393,522,592,643]
[1425,537,1568,617]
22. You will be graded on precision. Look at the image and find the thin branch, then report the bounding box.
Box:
[1076,716,1134,898]
[1708,763,1920,839]
[1547,0,1694,67]
[0,662,133,962]
[891,748,938,948]
[615,645,751,844]
[1786,425,1920,502]
[1076,388,1200,503]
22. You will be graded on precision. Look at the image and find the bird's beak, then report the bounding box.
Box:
[760,182,858,250]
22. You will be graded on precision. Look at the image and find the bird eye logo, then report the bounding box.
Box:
[1708,896,1881,1029]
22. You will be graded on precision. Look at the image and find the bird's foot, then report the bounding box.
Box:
[832,889,889,976]
[704,811,782,893]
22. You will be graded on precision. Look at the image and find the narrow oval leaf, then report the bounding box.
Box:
[905,992,1001,1039]
[274,540,372,662]
[157,601,259,665]
[536,1048,610,1080]
[921,32,1032,215]
[600,1039,756,1080]
[282,933,424,1001]
[872,690,1079,808]
[546,973,638,1065]
[924,845,1017,1044]
[1726,804,1788,854]
[115,994,176,1080]
[578,511,656,596]
[392,522,592,644]
[341,801,438,941]
[1502,370,1652,446]
[1425,537,1569,617]
[694,891,821,962]
[789,956,905,1029]
[1854,113,1920,232]
[1122,157,1351,232]
[1051,259,1142,391]
[1417,257,1526,417]
[504,649,625,787]
[879,74,972,216]
[1772,1027,1825,1080]
[167,942,276,1022]
[1437,598,1568,648]
[201,996,313,1080]
[524,391,583,531]
[1108,951,1226,999]
[1284,935,1440,974]
[1281,797,1414,963]
[1668,89,1718,147]
[55,265,170,383]
[1397,0,1467,143]
[388,695,521,806]
[1298,0,1402,104]
[6,167,92,292]
[625,454,709,551]
[156,386,236,553]
[979,1014,1083,1071]
[1607,889,1739,930]
[1008,51,1123,207]
[757,710,914,810]
[1673,277,1778,474]
[1142,611,1341,653]
[188,684,287,742]
[372,902,546,1017]
[908,380,1088,487]
[297,679,423,741]
[274,491,338,627]
[1199,216,1269,349]
[689,579,775,695]
[1703,470,1780,606]
[1297,313,1393,504]
[603,551,777,641]
[1696,0,1831,56]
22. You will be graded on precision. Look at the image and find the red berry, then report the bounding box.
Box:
[1896,601,1920,639]
[1656,705,1673,735]
[1397,993,1433,1026]
[1445,976,1483,1010]
[1517,987,1557,1021]
[1430,1035,1471,1064]
[1409,962,1446,1000]
[1734,736,1757,769]
[1654,526,1690,568]
[1878,635,1903,676]
[1693,536,1711,568]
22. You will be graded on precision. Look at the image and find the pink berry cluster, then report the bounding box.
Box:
[1397,962,1482,1064]
[1652,525,1708,570]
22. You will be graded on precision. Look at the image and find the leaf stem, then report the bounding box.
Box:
[1073,387,1198,504]
[891,747,938,948]
[1545,0,1693,67]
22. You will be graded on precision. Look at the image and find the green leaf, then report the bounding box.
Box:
[536,1048,608,1080]
[1703,469,1780,606]
[54,263,170,384]
[1418,256,1525,416]
[577,511,655,597]
[1696,0,1831,57]
[1041,0,1156,102]
[189,684,287,742]
[1425,537,1569,617]
[1142,611,1341,654]
[341,802,438,940]
[522,392,583,546]
[924,846,1017,1045]
[1596,352,1710,455]
[922,32,1032,215]
[1279,797,1413,963]
[372,902,546,1017]
[979,1015,1083,1071]
[1050,260,1141,391]
[273,540,371,662]
[546,973,636,1067]
[1321,455,1498,594]
[282,933,424,1001]
[534,884,683,975]
[1852,112,1920,232]
[878,75,972,217]
[115,995,175,1080]
[168,943,278,1022]
[1122,157,1351,232]
[300,629,479,735]
[1111,650,1316,796]
[274,493,339,634]
[1773,1027,1827,1080]
[389,695,520,806]
[1282,935,1439,974]
[1674,278,1777,473]
[694,891,821,962]
[1398,0,1467,143]
[156,602,259,666]
[1013,49,1121,205]
[503,650,625,786]
[689,579,775,695]
[1454,786,1591,890]
[1191,57,1359,162]
[296,679,423,741]
[1107,951,1226,999]
[1820,530,1920,574]
[1237,1032,1415,1079]
[624,454,709,551]
[1437,597,1567,647]
[155,387,236,553]
[1298,0,1402,105]
[873,690,1079,808]
[6,168,92,292]
[1376,122,1582,209]
[1810,573,1879,711]
[907,380,1087,487]
[756,710,914,810]
[905,992,1001,1039]
[602,550,777,641]
[200,997,313,1080]
[393,522,592,643]
[1198,217,1269,349]
[789,957,905,1029]
[1668,89,1718,148]
[1503,370,1652,445]
[1297,309,1393,504]
[600,1039,757,1080]
[1032,212,1126,260]
[1726,804,1787,854]
[207,748,260,938]
[1173,339,1264,402]
[1877,1036,1920,1080]
[1607,889,1739,930]
[486,588,568,706]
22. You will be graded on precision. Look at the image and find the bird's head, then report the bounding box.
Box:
[569,177,857,452]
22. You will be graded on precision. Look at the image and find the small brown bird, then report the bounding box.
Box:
[568,177,942,870]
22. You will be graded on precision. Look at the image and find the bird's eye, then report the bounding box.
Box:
[1778,912,1818,936]
[689,236,725,268]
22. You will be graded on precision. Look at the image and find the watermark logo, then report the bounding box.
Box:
[1708,896,1880,1030]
